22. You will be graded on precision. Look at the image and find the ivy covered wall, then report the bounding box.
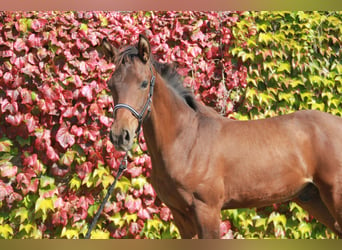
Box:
[0,11,341,239]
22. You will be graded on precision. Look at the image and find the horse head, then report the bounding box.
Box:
[102,34,155,151]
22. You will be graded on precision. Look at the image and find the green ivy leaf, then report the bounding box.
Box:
[300,92,313,102]
[69,175,82,191]
[277,62,291,74]
[93,165,109,180]
[278,92,296,105]
[79,23,88,32]
[39,175,55,189]
[109,212,125,227]
[87,204,99,217]
[19,223,36,234]
[0,137,12,153]
[231,47,242,57]
[255,217,267,230]
[311,102,325,111]
[101,174,114,189]
[288,79,305,88]
[60,149,76,167]
[90,229,110,239]
[131,176,147,190]
[269,212,287,227]
[0,224,13,239]
[35,197,55,219]
[18,18,32,32]
[116,176,131,193]
[99,14,108,27]
[123,212,137,224]
[12,207,29,223]
[327,16,341,26]
[309,75,322,87]
[146,219,163,231]
[258,93,276,106]
[16,136,31,146]
[237,51,254,62]
[61,226,79,239]
[298,222,312,237]
[258,33,273,46]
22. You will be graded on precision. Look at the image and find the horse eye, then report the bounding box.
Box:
[141,80,148,89]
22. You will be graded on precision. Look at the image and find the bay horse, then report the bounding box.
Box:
[101,34,342,238]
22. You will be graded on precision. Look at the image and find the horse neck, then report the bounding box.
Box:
[142,74,197,158]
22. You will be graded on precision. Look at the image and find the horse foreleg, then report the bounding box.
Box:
[169,207,198,239]
[192,200,221,239]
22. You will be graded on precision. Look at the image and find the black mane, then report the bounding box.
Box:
[116,45,198,111]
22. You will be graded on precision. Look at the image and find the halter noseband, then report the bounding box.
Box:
[113,66,155,134]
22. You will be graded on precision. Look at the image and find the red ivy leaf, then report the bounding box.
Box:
[0,165,18,178]
[31,19,48,32]
[75,162,93,180]
[0,49,14,58]
[16,173,39,195]
[70,125,83,137]
[137,207,151,220]
[1,99,18,114]
[76,38,89,51]
[79,61,88,75]
[6,113,23,126]
[77,196,88,210]
[0,181,13,201]
[73,208,88,223]
[6,192,23,206]
[220,220,232,238]
[13,38,28,53]
[46,146,60,162]
[56,123,75,149]
[37,47,48,60]
[124,195,142,213]
[127,166,142,178]
[129,222,141,236]
[27,33,42,48]
[12,55,27,68]
[52,210,68,226]
[80,85,93,102]
[143,183,155,197]
[51,163,69,177]
[20,88,33,105]
[3,72,13,84]
[160,207,172,221]
[188,46,202,58]
[99,115,110,127]
[24,114,36,133]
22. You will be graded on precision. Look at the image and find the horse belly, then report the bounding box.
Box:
[222,146,315,209]
[223,161,312,209]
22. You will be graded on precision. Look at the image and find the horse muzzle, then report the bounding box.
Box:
[109,129,133,152]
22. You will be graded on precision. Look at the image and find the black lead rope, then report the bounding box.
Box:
[85,152,127,239]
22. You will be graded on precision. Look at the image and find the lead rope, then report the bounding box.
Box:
[85,152,128,239]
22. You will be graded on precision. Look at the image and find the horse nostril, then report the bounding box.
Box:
[123,129,130,143]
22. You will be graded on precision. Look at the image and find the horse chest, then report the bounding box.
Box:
[150,164,192,211]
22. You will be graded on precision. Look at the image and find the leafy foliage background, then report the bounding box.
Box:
[0,11,341,239]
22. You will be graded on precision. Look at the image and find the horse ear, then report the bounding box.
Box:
[138,34,151,63]
[99,38,118,62]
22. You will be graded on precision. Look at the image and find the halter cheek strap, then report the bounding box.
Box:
[113,67,155,135]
